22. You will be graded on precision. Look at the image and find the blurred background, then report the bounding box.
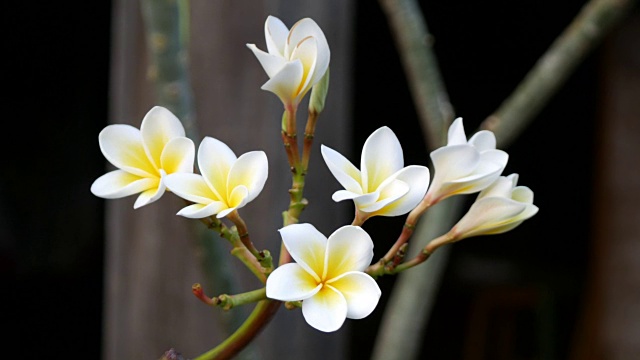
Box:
[3,1,638,359]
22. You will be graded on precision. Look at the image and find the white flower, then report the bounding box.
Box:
[266,224,381,332]
[425,117,508,204]
[164,136,268,219]
[247,16,330,108]
[321,126,431,218]
[90,106,195,209]
[451,174,539,240]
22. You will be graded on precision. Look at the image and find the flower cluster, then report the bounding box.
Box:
[91,15,539,336]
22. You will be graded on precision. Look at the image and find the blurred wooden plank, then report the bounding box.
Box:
[570,10,640,360]
[103,1,355,359]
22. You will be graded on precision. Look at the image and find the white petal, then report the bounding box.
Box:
[512,186,534,204]
[261,59,304,105]
[176,202,227,219]
[370,165,430,217]
[225,185,249,211]
[359,180,408,214]
[361,127,403,192]
[198,137,236,201]
[352,191,382,211]
[428,144,479,199]
[279,223,326,281]
[216,207,238,219]
[91,170,157,199]
[266,263,321,301]
[164,173,218,204]
[289,36,318,104]
[324,225,374,279]
[328,271,381,319]
[286,18,330,82]
[321,145,363,194]
[160,137,195,175]
[468,130,497,152]
[133,181,166,209]
[227,151,268,204]
[302,285,347,333]
[264,15,289,56]
[246,44,288,78]
[332,190,362,202]
[99,124,157,177]
[455,197,527,238]
[447,118,467,145]
[478,176,513,199]
[140,106,186,169]
[472,204,539,236]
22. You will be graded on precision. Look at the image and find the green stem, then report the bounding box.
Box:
[213,288,267,311]
[192,299,281,360]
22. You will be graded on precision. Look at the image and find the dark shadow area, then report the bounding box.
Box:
[2,2,111,358]
[351,1,598,359]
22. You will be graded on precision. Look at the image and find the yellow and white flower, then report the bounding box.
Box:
[247,16,330,108]
[266,224,381,332]
[164,136,268,219]
[90,106,195,209]
[450,174,539,240]
[321,126,430,218]
[424,117,508,205]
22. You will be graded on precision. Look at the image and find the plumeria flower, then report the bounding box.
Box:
[247,15,330,109]
[90,106,195,209]
[321,126,431,219]
[266,223,381,332]
[163,136,268,219]
[439,174,539,245]
[423,117,508,206]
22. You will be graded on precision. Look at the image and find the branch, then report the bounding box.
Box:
[481,0,637,148]
[378,0,455,150]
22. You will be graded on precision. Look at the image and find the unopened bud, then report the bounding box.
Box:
[309,67,330,114]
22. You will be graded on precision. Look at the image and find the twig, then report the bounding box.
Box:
[481,0,637,148]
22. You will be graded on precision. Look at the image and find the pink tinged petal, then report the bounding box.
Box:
[198,137,236,201]
[371,165,430,217]
[264,15,289,56]
[327,271,381,319]
[468,130,497,151]
[133,180,166,209]
[454,197,527,239]
[99,124,157,177]
[91,170,158,199]
[332,190,363,202]
[447,118,468,145]
[302,285,347,333]
[361,127,404,192]
[227,151,268,204]
[261,59,304,106]
[160,137,195,175]
[289,36,318,103]
[321,145,363,194]
[164,173,218,204]
[225,185,249,212]
[279,223,327,281]
[286,18,330,82]
[324,225,374,278]
[359,180,408,214]
[176,202,227,219]
[246,44,288,78]
[140,106,186,169]
[266,263,321,302]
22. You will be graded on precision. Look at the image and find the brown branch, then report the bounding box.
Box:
[481,0,638,148]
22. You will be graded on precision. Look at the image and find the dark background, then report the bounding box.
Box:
[3,1,627,359]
